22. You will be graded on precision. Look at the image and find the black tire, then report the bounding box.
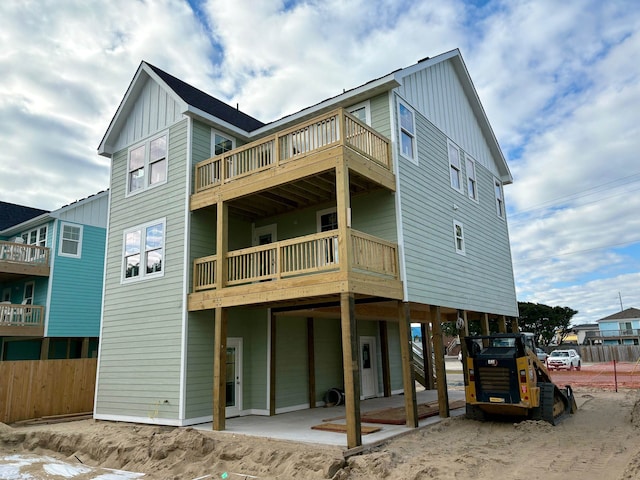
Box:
[576,361,581,371]
[532,382,556,424]
[466,403,486,422]
[569,363,574,371]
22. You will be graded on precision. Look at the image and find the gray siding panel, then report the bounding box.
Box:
[96,119,189,421]
[396,96,517,316]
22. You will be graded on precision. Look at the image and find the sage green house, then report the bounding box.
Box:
[95,49,517,447]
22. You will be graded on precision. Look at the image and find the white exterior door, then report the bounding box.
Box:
[359,336,378,399]
[225,338,242,418]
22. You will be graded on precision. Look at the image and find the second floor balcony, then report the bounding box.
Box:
[0,303,45,337]
[0,241,50,280]
[585,329,640,339]
[191,108,395,211]
[188,228,402,310]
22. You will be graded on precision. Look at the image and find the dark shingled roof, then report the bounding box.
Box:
[599,307,640,321]
[0,201,49,231]
[146,63,265,132]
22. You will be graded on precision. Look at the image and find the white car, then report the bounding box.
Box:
[547,349,581,371]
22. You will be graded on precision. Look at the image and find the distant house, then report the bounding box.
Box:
[571,323,599,345]
[95,49,518,448]
[0,192,108,360]
[584,308,640,345]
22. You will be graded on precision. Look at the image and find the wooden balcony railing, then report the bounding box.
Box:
[0,304,44,327]
[192,229,398,292]
[194,108,392,193]
[0,241,50,267]
[585,329,640,338]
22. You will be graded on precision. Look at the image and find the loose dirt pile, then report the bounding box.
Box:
[1,388,640,479]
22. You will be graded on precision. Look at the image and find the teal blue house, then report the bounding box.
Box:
[0,191,108,360]
[95,49,518,447]
[594,308,640,345]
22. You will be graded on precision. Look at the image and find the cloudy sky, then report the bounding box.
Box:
[1,0,638,324]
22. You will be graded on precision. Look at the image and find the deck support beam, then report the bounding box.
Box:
[379,321,391,397]
[213,307,228,431]
[307,317,316,408]
[340,292,361,449]
[398,301,418,428]
[431,306,449,418]
[270,311,277,416]
[421,321,435,390]
[481,313,490,335]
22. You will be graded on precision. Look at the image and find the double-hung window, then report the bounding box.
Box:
[348,100,371,125]
[453,220,466,256]
[398,101,417,163]
[127,132,168,195]
[22,226,47,246]
[123,219,165,281]
[466,155,478,201]
[494,179,505,218]
[448,141,462,192]
[59,222,83,258]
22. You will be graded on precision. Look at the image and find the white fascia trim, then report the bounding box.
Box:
[93,413,183,426]
[0,213,52,237]
[249,76,400,138]
[43,220,58,336]
[392,49,461,82]
[389,92,409,302]
[51,190,110,218]
[183,105,252,139]
[178,116,193,421]
[93,188,112,409]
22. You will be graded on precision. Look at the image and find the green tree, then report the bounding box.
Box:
[517,302,578,346]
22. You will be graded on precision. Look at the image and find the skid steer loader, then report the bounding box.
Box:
[463,333,577,425]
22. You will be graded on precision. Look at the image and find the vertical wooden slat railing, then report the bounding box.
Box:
[0,304,45,326]
[192,229,398,291]
[194,109,391,193]
[0,241,50,266]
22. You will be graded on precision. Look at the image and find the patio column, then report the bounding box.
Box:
[498,315,507,333]
[511,316,520,333]
[481,313,490,335]
[216,200,228,290]
[379,320,392,397]
[340,292,361,448]
[213,306,228,431]
[307,317,316,408]
[421,320,435,389]
[269,310,277,416]
[460,310,470,386]
[398,301,418,428]
[335,162,351,274]
[431,306,450,418]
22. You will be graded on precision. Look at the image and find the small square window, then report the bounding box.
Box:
[59,223,83,258]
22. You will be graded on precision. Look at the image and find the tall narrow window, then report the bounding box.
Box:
[123,220,165,281]
[448,141,462,191]
[59,223,83,258]
[398,101,417,162]
[453,220,466,255]
[466,155,478,201]
[127,132,168,195]
[494,179,505,218]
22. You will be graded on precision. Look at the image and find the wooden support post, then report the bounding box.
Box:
[270,311,277,416]
[336,162,351,273]
[498,315,507,333]
[81,337,90,358]
[398,302,418,428]
[216,201,228,289]
[340,293,361,449]
[431,306,449,418]
[511,316,520,333]
[40,338,50,360]
[460,311,469,386]
[481,313,490,335]
[379,320,392,397]
[421,321,435,389]
[213,307,228,431]
[307,317,316,408]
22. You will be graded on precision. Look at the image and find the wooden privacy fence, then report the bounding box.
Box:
[0,358,97,424]
[579,345,640,363]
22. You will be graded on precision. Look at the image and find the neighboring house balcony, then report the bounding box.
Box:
[0,303,45,337]
[584,329,640,344]
[190,108,395,211]
[0,240,51,281]
[188,228,403,310]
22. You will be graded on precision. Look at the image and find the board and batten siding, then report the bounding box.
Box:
[95,119,189,423]
[397,59,499,177]
[113,76,184,153]
[47,224,105,337]
[396,96,517,316]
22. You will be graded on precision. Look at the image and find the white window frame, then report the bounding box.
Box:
[23,281,35,305]
[398,100,417,164]
[494,178,505,218]
[453,220,466,256]
[126,131,168,196]
[316,207,338,232]
[466,155,478,202]
[121,218,166,283]
[347,100,371,125]
[22,226,47,247]
[448,140,463,192]
[211,129,235,157]
[59,222,83,258]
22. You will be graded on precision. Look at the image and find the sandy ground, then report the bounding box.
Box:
[1,387,640,479]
